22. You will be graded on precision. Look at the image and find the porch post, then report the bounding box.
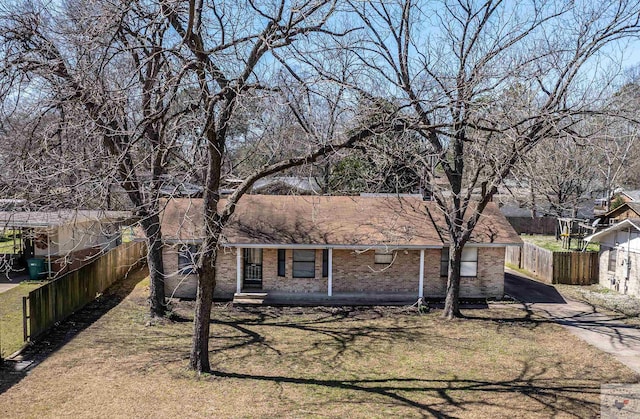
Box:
[236,247,242,293]
[47,230,52,279]
[418,249,424,298]
[328,248,333,297]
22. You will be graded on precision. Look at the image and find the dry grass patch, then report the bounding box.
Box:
[556,284,640,326]
[1,275,638,418]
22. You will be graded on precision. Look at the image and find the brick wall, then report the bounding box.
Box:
[425,247,505,299]
[332,249,419,293]
[164,244,506,300]
[599,248,640,297]
[163,244,236,299]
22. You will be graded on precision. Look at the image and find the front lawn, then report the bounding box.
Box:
[1,275,638,417]
[0,282,42,357]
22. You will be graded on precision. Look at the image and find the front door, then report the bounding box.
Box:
[243,248,263,289]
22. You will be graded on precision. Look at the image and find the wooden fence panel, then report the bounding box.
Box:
[27,241,146,340]
[520,243,554,282]
[505,246,522,268]
[509,242,599,285]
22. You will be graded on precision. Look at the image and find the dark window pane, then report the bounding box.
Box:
[278,249,286,277]
[440,247,448,276]
[293,249,315,278]
[322,249,328,277]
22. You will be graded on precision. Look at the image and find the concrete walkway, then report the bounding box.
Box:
[0,283,19,293]
[505,268,640,374]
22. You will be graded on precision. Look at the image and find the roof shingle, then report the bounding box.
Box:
[160,195,521,247]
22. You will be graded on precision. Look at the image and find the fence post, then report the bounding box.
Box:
[22,296,29,342]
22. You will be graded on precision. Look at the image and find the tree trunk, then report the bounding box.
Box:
[443,244,463,319]
[140,213,166,317]
[189,245,217,372]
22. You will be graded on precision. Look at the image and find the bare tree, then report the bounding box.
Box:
[331,0,640,318]
[0,0,193,317]
[513,136,599,218]
[158,0,399,372]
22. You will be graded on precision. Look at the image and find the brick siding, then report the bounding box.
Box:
[164,244,506,300]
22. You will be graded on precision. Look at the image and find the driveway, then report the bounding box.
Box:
[0,270,29,294]
[505,269,640,374]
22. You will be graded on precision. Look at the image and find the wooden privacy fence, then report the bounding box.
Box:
[24,241,146,341]
[506,242,598,285]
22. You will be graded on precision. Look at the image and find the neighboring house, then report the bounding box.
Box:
[616,189,640,203]
[0,210,132,276]
[160,195,522,303]
[585,219,640,297]
[601,202,640,224]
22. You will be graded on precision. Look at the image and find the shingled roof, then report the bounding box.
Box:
[161,195,521,247]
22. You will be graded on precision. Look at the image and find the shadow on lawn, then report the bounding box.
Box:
[209,362,606,418]
[187,308,618,417]
[0,266,148,395]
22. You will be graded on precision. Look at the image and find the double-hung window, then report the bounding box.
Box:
[440,246,478,277]
[460,247,478,277]
[293,249,315,278]
[178,244,199,275]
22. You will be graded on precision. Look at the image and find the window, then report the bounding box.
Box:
[608,248,617,272]
[374,250,394,264]
[440,246,478,277]
[178,244,199,274]
[322,249,329,277]
[277,249,286,277]
[440,248,449,277]
[461,247,478,277]
[293,249,315,278]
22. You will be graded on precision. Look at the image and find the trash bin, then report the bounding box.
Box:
[26,258,45,280]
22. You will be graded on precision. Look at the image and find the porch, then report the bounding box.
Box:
[232,291,419,306]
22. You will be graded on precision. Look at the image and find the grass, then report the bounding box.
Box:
[521,235,600,252]
[1,274,638,417]
[0,230,21,254]
[0,282,43,357]
[555,283,640,326]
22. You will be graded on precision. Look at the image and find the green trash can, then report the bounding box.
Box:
[26,258,45,280]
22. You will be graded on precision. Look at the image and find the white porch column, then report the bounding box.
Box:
[236,247,242,293]
[418,249,424,298]
[47,230,52,279]
[328,248,333,297]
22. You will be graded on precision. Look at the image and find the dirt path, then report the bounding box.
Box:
[505,268,640,374]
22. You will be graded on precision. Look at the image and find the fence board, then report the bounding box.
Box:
[27,241,146,340]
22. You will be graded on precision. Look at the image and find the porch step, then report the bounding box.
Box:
[233,292,268,305]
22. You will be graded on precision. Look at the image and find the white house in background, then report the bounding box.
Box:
[584,219,640,297]
[0,210,132,276]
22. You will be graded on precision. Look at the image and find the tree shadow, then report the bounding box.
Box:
[0,266,148,394]
[205,360,609,418]
[174,307,622,417]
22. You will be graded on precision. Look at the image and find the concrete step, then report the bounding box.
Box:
[233,292,268,305]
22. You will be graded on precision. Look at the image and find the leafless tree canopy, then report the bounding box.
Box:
[2,0,640,367]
